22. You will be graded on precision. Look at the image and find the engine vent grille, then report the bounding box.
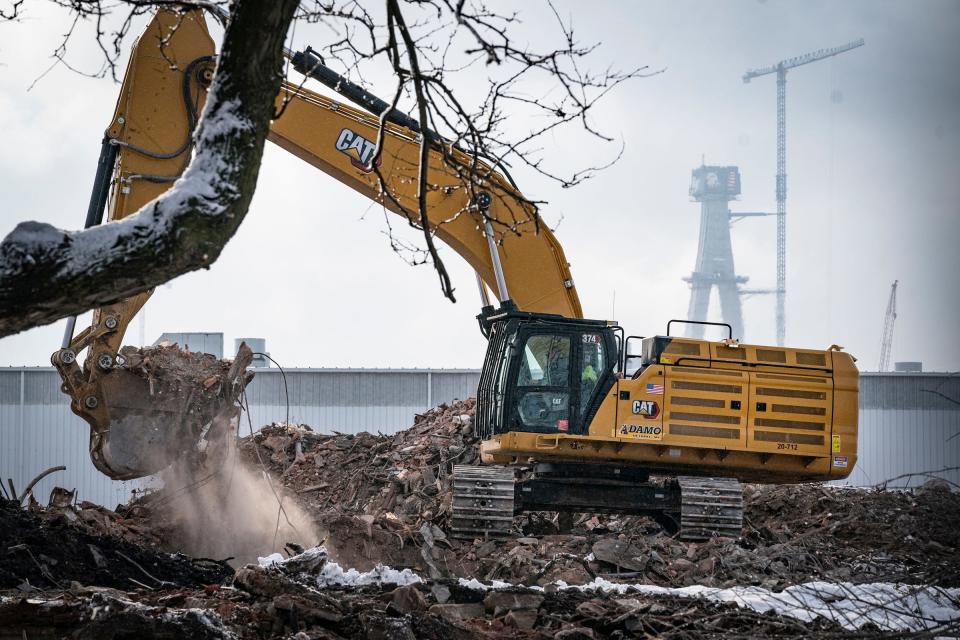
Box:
[672,396,725,408]
[673,381,743,394]
[797,352,826,366]
[669,424,740,439]
[671,411,741,425]
[757,349,787,363]
[755,417,825,431]
[756,387,826,400]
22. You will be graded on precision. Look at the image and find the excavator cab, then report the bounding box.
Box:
[475,304,619,441]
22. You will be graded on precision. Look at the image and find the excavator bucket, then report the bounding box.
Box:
[86,344,254,480]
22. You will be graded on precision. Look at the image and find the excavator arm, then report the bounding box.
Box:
[267,78,581,318]
[53,8,582,479]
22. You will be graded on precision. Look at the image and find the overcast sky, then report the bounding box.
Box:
[1,0,958,373]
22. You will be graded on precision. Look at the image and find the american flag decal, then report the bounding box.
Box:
[646,383,664,395]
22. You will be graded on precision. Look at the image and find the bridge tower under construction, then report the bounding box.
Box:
[684,165,748,340]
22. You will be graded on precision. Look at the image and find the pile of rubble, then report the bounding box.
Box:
[234,400,960,590]
[238,399,479,527]
[0,497,230,592]
[27,486,163,549]
[0,543,899,639]
[3,399,959,638]
[117,342,253,400]
[113,343,254,430]
[744,482,960,587]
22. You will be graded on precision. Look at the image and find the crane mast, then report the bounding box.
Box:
[743,38,864,346]
[878,280,898,372]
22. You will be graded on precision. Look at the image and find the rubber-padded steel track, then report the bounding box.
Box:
[678,476,743,541]
[450,465,515,539]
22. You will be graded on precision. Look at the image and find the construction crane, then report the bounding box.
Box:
[743,38,865,346]
[878,280,898,372]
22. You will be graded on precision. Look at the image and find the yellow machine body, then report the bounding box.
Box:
[482,337,858,483]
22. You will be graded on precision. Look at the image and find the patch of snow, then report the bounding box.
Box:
[2,221,64,262]
[457,577,513,591]
[258,545,328,569]
[313,561,422,588]
[469,577,960,633]
[258,552,285,566]
[260,546,421,587]
[670,581,960,633]
[155,92,251,216]
[0,80,255,284]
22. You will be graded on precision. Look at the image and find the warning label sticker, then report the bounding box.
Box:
[833,455,848,468]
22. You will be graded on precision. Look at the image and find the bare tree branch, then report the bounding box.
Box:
[0,0,299,338]
[1,0,649,334]
[295,0,652,293]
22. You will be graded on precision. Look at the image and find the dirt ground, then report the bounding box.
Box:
[2,399,958,638]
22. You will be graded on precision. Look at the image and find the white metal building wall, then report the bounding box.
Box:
[0,369,146,509]
[0,369,956,508]
[0,368,480,508]
[240,368,480,433]
[836,373,960,487]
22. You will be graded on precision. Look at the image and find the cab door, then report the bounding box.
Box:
[506,327,613,436]
[509,331,574,433]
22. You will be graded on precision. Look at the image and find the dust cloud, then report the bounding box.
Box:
[151,418,319,566]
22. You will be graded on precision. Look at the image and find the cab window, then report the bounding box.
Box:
[518,334,570,386]
[515,334,570,430]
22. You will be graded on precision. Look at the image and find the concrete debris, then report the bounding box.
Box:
[227,400,960,591]
[390,583,428,614]
[6,568,943,638]
[117,342,254,433]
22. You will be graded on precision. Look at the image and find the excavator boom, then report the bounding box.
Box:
[54,8,581,479]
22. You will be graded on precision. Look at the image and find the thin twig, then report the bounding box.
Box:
[128,577,155,590]
[115,550,176,587]
[9,544,62,588]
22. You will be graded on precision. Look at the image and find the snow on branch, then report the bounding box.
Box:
[0,0,299,338]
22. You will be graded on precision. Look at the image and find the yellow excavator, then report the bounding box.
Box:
[52,9,859,540]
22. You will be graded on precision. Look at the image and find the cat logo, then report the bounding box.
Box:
[618,424,663,441]
[631,400,660,419]
[335,128,381,172]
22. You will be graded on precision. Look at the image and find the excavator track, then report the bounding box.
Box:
[677,476,744,541]
[450,465,516,539]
